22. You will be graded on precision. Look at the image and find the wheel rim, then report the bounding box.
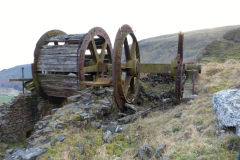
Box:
[113,25,140,110]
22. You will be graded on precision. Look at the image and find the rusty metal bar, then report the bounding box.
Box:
[175,33,184,104]
[140,64,171,74]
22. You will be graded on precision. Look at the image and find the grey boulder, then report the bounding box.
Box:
[212,89,240,136]
[136,145,154,160]
[102,130,113,143]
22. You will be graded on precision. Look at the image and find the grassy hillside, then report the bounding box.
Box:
[202,28,240,62]
[139,25,240,64]
[0,96,13,105]
[34,60,240,160]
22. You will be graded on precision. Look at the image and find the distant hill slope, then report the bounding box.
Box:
[0,64,31,90]
[139,25,240,64]
[202,28,240,62]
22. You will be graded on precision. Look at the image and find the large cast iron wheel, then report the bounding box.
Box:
[113,25,140,111]
[78,27,113,86]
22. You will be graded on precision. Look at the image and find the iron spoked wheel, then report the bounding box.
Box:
[78,27,113,86]
[33,30,66,98]
[113,25,140,111]
[175,33,184,104]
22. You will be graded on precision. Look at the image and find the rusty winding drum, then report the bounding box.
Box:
[32,28,112,98]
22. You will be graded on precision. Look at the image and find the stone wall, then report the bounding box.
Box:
[0,93,62,143]
[0,93,40,142]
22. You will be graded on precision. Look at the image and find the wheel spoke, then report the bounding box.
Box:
[130,41,136,60]
[124,37,131,60]
[91,40,99,62]
[123,76,132,95]
[100,41,107,62]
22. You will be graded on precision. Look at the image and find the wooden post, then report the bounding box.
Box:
[22,67,24,94]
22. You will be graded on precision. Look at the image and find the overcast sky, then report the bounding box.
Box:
[0,0,239,70]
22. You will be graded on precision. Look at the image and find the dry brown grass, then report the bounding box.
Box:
[115,60,240,159]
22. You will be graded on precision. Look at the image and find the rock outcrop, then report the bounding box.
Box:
[212,89,240,136]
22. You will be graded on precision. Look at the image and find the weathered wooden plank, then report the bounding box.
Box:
[42,87,79,97]
[9,78,33,82]
[38,74,78,83]
[46,34,86,42]
[41,85,79,97]
[38,56,94,64]
[42,44,79,49]
[38,56,78,65]
[41,82,78,90]
[40,79,77,87]
[39,55,93,62]
[37,64,77,72]
[40,45,79,55]
[39,52,77,58]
